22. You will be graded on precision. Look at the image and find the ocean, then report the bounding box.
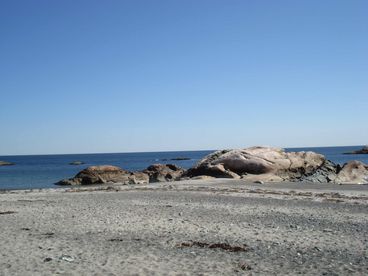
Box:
[0,146,367,190]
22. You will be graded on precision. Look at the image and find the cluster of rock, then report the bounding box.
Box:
[161,157,191,161]
[0,161,15,166]
[56,146,368,186]
[185,147,328,182]
[69,161,85,165]
[56,164,183,185]
[344,146,368,155]
[186,147,368,184]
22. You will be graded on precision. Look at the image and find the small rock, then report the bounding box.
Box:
[43,257,52,262]
[254,180,264,184]
[171,157,191,161]
[0,161,15,166]
[69,161,85,165]
[239,261,252,271]
[59,255,75,262]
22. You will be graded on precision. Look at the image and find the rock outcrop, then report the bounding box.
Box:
[334,161,368,184]
[0,161,15,166]
[143,164,185,182]
[56,165,149,185]
[185,147,327,181]
[69,161,85,165]
[171,157,191,161]
[55,147,368,186]
[344,146,368,155]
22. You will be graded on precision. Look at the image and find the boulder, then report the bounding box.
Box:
[344,146,368,155]
[0,161,15,166]
[56,165,149,185]
[185,146,327,181]
[298,160,338,183]
[334,161,368,184]
[143,164,185,182]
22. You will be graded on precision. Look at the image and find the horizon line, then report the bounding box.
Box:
[0,144,365,157]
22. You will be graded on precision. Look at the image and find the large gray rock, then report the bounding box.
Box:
[56,165,149,185]
[185,146,327,181]
[334,161,368,184]
[143,164,185,182]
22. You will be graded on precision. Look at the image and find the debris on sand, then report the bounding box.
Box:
[238,261,252,271]
[177,241,247,252]
[0,211,17,215]
[59,255,75,263]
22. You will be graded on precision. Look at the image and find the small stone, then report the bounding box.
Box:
[239,261,252,271]
[60,255,75,262]
[0,161,15,166]
[43,257,52,262]
[69,161,85,165]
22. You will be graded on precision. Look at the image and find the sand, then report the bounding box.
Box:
[0,179,367,275]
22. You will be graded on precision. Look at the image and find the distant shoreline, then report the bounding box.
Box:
[0,145,366,157]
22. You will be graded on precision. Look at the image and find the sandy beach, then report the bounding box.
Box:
[1,179,367,275]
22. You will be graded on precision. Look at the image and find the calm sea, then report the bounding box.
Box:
[0,146,367,190]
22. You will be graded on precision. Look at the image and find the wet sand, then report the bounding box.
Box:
[0,179,367,275]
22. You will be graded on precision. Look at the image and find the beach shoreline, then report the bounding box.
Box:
[1,179,367,275]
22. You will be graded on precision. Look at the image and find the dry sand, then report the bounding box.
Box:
[0,179,367,275]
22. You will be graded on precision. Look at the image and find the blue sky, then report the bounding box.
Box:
[1,0,367,155]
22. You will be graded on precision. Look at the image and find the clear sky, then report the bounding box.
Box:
[1,0,367,155]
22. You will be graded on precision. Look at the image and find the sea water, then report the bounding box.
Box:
[0,146,367,190]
